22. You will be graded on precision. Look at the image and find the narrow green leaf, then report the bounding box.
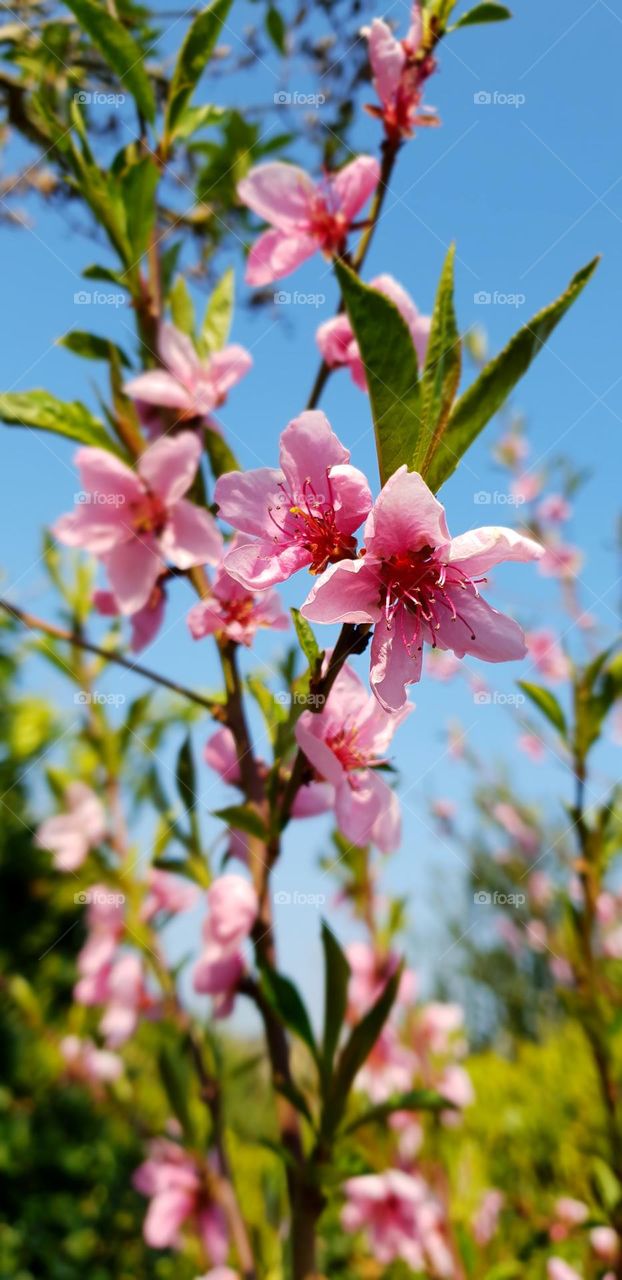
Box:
[213,803,268,839]
[417,244,461,478]
[321,921,350,1083]
[59,331,130,367]
[425,257,599,492]
[450,2,512,28]
[201,268,234,353]
[342,1088,452,1134]
[325,966,402,1135]
[204,425,240,477]
[165,0,233,137]
[265,5,287,53]
[158,1046,194,1140]
[518,681,567,738]
[260,966,318,1058]
[246,673,288,745]
[64,0,155,122]
[335,260,422,485]
[169,275,195,337]
[291,608,322,670]
[121,156,160,261]
[0,390,114,449]
[175,734,198,812]
[274,1078,314,1124]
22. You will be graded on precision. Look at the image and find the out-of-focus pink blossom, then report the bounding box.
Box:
[363,5,438,141]
[214,412,372,590]
[133,1139,228,1260]
[94,581,166,652]
[74,886,125,1006]
[525,919,548,953]
[187,535,290,645]
[346,941,415,1020]
[511,472,544,504]
[60,1034,123,1084]
[528,871,554,909]
[295,663,410,852]
[549,1198,589,1242]
[100,952,154,1047]
[493,801,538,855]
[54,433,222,614]
[342,1170,453,1274]
[426,647,462,681]
[437,1063,474,1114]
[36,782,106,872]
[473,1188,504,1246]
[495,433,529,467]
[237,157,380,285]
[141,868,199,922]
[525,629,570,682]
[302,466,542,711]
[193,875,258,1017]
[538,494,572,524]
[418,1002,464,1055]
[590,1226,619,1262]
[547,1258,583,1280]
[124,324,251,426]
[518,732,546,761]
[317,275,430,390]
[539,540,584,580]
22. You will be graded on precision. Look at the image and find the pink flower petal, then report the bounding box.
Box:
[138,431,202,505]
[159,323,199,383]
[329,464,373,534]
[103,536,162,614]
[370,614,423,711]
[143,1188,194,1248]
[159,499,222,569]
[445,526,543,575]
[245,227,318,285]
[368,19,406,108]
[123,368,193,411]
[436,592,527,663]
[204,727,241,785]
[223,538,308,590]
[364,466,450,557]
[295,715,346,788]
[74,447,143,505]
[301,558,381,625]
[208,345,253,396]
[215,467,284,538]
[331,155,381,221]
[237,161,315,231]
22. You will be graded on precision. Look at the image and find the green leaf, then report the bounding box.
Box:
[121,156,160,261]
[425,257,599,492]
[0,390,114,449]
[335,260,422,485]
[518,681,567,739]
[291,608,322,670]
[265,5,287,53]
[246,673,288,745]
[64,0,155,123]
[213,803,267,839]
[324,965,402,1135]
[321,921,350,1084]
[450,2,511,28]
[259,966,318,1058]
[417,244,461,479]
[342,1088,452,1135]
[274,1078,314,1124]
[59,331,130,367]
[158,1045,194,1140]
[169,275,195,337]
[175,734,198,812]
[165,0,233,139]
[201,268,234,354]
[204,425,240,477]
[167,102,226,143]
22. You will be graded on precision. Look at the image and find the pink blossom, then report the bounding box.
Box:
[426,647,462,681]
[35,782,106,872]
[214,411,372,589]
[342,1170,453,1275]
[133,1139,228,1260]
[550,1198,589,1242]
[302,466,542,711]
[418,1002,464,1055]
[60,1034,123,1084]
[356,1025,417,1103]
[525,629,570,682]
[74,886,125,1006]
[100,952,153,1047]
[437,1063,474,1112]
[317,275,430,390]
[237,156,380,285]
[518,732,546,762]
[346,941,415,1020]
[54,433,222,614]
[590,1226,619,1262]
[528,871,554,909]
[204,726,332,843]
[547,1259,583,1280]
[525,919,548,953]
[539,540,584,580]
[196,1271,240,1280]
[473,1189,504,1246]
[295,663,409,852]
[187,535,290,645]
[193,875,258,1016]
[538,494,572,524]
[511,471,544,504]
[124,324,251,425]
[364,6,438,141]
[141,868,199,922]
[94,580,166,652]
[495,432,529,466]
[493,801,538,854]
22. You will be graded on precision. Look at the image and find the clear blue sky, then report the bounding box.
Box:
[2,0,621,1024]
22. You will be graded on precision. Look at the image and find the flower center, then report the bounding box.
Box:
[380,546,484,644]
[130,491,168,536]
[308,192,348,255]
[268,475,357,574]
[221,596,256,628]
[326,724,369,773]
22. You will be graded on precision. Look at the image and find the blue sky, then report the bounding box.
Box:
[1,0,621,1024]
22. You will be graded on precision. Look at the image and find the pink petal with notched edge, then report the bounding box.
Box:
[329,464,373,534]
[279,411,350,492]
[103,535,162,615]
[435,592,527,663]
[246,227,318,286]
[138,431,202,505]
[159,323,199,384]
[316,314,357,367]
[444,526,544,575]
[370,613,423,712]
[159,500,222,569]
[367,18,406,107]
[301,558,382,625]
[123,368,193,411]
[223,539,309,590]
[237,161,315,230]
[331,156,381,221]
[295,716,346,788]
[364,466,450,558]
[214,466,283,538]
